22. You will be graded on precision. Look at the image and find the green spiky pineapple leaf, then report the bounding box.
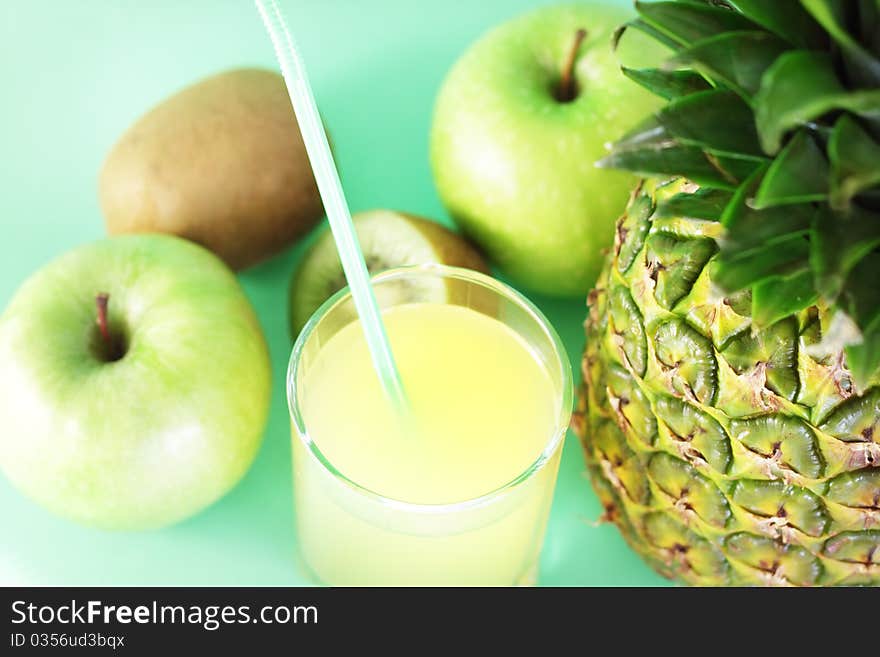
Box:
[598,90,765,187]
[616,90,764,158]
[722,204,813,251]
[621,67,712,99]
[753,131,829,208]
[597,144,758,189]
[597,147,756,189]
[841,257,880,386]
[721,164,813,242]
[846,332,880,391]
[801,0,880,85]
[635,0,758,45]
[713,237,810,291]
[842,255,880,329]
[613,19,683,53]
[811,205,880,301]
[752,270,818,327]
[726,0,826,47]
[716,169,814,288]
[859,0,880,58]
[664,30,788,99]
[656,188,734,219]
[755,50,880,154]
[829,115,880,209]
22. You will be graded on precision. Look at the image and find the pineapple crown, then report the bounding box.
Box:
[600,0,880,389]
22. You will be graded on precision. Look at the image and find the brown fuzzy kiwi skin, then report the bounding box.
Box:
[397,213,496,318]
[287,210,491,339]
[395,212,490,276]
[99,68,324,270]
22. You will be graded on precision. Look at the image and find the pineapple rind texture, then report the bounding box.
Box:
[577,181,880,586]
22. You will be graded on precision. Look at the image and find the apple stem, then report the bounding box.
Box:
[96,293,111,344]
[558,28,587,102]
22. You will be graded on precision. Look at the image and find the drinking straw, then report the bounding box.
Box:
[255,0,408,409]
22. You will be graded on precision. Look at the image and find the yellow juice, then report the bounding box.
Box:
[292,301,565,585]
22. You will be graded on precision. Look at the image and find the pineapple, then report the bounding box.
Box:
[575,0,880,585]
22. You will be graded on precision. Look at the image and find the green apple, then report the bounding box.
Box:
[430,4,664,296]
[0,234,271,530]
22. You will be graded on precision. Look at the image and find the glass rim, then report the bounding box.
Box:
[287,263,573,515]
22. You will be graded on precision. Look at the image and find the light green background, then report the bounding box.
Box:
[0,0,668,586]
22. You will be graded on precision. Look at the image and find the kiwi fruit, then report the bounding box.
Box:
[288,210,489,337]
[100,68,323,270]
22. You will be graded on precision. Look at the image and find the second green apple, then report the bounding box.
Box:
[430,4,663,296]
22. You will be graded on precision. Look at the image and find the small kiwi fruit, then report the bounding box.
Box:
[288,210,489,337]
[100,68,323,270]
